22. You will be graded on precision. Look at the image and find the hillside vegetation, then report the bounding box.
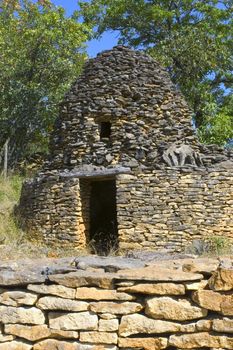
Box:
[0,175,83,259]
[0,175,23,243]
[0,175,231,259]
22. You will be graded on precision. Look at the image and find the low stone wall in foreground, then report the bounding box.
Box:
[0,256,232,349]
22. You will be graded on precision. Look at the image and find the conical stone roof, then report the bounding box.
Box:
[49,46,197,170]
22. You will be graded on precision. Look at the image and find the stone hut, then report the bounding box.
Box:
[18,46,233,254]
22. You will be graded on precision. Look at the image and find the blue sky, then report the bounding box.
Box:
[52,0,119,57]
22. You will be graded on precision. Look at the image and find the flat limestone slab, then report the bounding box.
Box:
[90,301,143,315]
[49,267,203,289]
[116,267,203,282]
[74,256,145,272]
[117,282,185,295]
[37,296,89,311]
[28,284,76,299]
[119,314,182,336]
[145,296,207,321]
[0,306,45,325]
[169,332,233,349]
[33,340,117,350]
[118,337,168,350]
[49,311,98,331]
[4,324,79,342]
[49,271,115,289]
[0,341,32,349]
[76,287,135,300]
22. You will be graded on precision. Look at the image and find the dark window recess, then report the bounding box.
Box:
[100,122,111,139]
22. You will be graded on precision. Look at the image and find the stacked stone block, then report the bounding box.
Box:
[0,257,232,349]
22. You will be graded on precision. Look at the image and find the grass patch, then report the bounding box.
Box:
[0,174,24,243]
[186,236,233,256]
[205,235,232,256]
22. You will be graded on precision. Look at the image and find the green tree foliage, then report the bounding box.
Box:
[80,0,233,145]
[198,95,233,145]
[0,0,91,166]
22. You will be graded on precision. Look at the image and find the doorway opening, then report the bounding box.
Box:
[89,179,118,255]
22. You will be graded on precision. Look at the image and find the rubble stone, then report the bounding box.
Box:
[79,332,118,344]
[117,282,185,295]
[37,296,88,311]
[119,314,182,336]
[118,337,168,350]
[49,311,98,331]
[0,306,45,325]
[145,297,207,321]
[89,301,143,315]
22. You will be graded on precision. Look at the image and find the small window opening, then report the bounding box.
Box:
[100,122,111,139]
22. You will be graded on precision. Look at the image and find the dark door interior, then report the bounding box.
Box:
[89,179,118,255]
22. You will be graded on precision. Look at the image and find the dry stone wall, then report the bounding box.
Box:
[18,162,233,252]
[117,165,233,252]
[0,256,232,349]
[17,46,233,250]
[48,46,196,170]
[47,46,232,170]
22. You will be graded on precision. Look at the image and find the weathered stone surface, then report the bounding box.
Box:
[49,271,114,289]
[195,319,212,331]
[4,324,79,341]
[80,332,118,344]
[118,337,168,350]
[76,287,135,300]
[49,329,79,340]
[74,256,145,272]
[90,301,143,315]
[34,340,116,350]
[0,258,76,288]
[0,334,15,342]
[119,314,182,336]
[116,267,203,282]
[213,318,233,333]
[169,332,233,349]
[192,290,233,315]
[116,281,135,287]
[0,270,45,287]
[0,306,45,324]
[163,144,202,167]
[28,284,75,299]
[37,296,88,311]
[209,268,233,291]
[33,340,78,350]
[0,291,38,306]
[118,282,185,295]
[221,295,233,316]
[192,290,222,311]
[185,280,208,291]
[99,319,119,332]
[5,325,51,341]
[0,341,32,349]
[145,297,207,321]
[99,314,117,320]
[182,259,219,275]
[49,311,98,331]
[177,319,212,333]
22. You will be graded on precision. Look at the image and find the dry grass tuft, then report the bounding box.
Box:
[0,174,24,243]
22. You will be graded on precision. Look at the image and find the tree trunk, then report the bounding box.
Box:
[3,139,9,179]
